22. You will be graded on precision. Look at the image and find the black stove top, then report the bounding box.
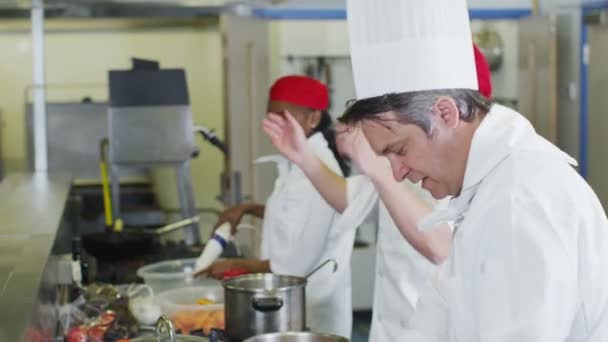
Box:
[87,240,238,284]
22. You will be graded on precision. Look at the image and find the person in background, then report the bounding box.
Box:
[261,44,492,341]
[337,0,608,340]
[200,75,356,338]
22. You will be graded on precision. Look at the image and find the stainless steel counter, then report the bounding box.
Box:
[0,173,71,341]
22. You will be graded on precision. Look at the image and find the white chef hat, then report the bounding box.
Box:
[347,0,478,100]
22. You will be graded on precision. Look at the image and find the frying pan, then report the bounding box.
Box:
[82,216,199,261]
[82,138,199,261]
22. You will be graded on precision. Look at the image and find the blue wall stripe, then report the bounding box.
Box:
[579,2,607,177]
[469,9,532,19]
[251,8,346,20]
[252,8,532,20]
[581,1,608,12]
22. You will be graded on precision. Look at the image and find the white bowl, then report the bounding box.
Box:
[137,258,220,294]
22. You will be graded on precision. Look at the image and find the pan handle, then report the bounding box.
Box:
[143,216,200,235]
[209,328,229,342]
[251,296,284,312]
[305,259,338,280]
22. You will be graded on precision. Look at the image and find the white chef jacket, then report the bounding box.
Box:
[332,171,439,342]
[259,132,356,338]
[403,104,608,341]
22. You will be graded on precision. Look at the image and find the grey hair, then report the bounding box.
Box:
[339,89,492,135]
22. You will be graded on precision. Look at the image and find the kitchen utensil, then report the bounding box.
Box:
[155,286,225,335]
[129,315,209,342]
[125,284,162,326]
[82,216,199,261]
[82,138,202,261]
[194,222,232,274]
[222,274,306,342]
[211,259,338,342]
[81,138,155,260]
[304,259,337,280]
[137,258,220,293]
[243,332,349,342]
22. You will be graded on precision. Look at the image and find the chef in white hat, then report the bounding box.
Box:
[337,0,608,341]
[262,48,493,342]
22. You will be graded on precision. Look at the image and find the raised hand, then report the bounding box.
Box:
[336,123,387,179]
[262,111,315,166]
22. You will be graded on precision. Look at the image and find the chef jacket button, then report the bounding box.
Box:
[400,321,407,328]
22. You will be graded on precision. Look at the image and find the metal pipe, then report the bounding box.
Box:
[600,11,607,26]
[527,42,539,130]
[31,0,48,172]
[220,18,233,206]
[246,42,256,202]
[99,138,113,228]
[176,161,200,245]
[0,109,4,181]
[549,18,559,144]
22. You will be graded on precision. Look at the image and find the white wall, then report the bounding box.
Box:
[269,20,353,116]
[270,17,522,113]
[267,0,595,161]
[272,20,348,57]
[0,18,225,210]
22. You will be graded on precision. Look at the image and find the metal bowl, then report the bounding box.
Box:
[243,332,349,342]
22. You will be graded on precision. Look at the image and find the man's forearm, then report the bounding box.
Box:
[242,204,266,219]
[370,169,452,264]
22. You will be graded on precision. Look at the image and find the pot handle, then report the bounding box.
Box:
[155,316,176,342]
[209,328,229,342]
[251,296,284,312]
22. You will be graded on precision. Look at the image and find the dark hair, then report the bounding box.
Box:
[339,89,492,135]
[314,110,351,176]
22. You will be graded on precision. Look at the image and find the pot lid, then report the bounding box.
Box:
[222,273,306,293]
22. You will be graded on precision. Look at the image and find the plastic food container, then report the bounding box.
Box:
[137,258,220,293]
[155,286,225,336]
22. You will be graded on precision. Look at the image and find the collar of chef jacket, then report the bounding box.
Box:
[418,104,577,232]
[254,132,329,181]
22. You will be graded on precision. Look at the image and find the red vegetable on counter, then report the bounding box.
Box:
[66,326,88,342]
[65,310,116,342]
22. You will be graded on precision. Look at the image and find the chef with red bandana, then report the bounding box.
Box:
[202,75,356,338]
